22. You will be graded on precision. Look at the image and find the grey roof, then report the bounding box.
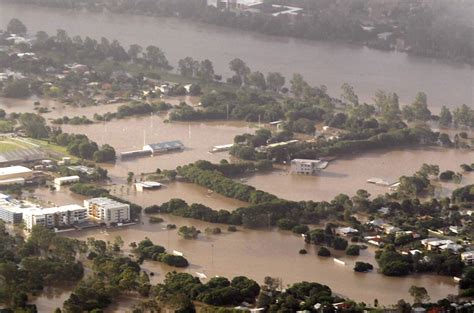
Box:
[0,148,45,165]
[147,140,184,151]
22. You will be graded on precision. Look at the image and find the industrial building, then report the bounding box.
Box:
[84,197,130,225]
[23,204,88,230]
[0,165,33,181]
[135,181,162,192]
[290,159,328,175]
[54,175,80,186]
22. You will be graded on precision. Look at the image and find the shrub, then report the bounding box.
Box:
[299,249,307,254]
[292,224,309,234]
[354,262,373,272]
[318,247,331,257]
[149,216,164,223]
[346,245,360,256]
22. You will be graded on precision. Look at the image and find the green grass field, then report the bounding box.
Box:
[0,141,25,153]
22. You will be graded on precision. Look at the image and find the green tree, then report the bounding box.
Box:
[197,59,215,83]
[341,83,359,106]
[266,72,285,92]
[409,285,430,304]
[19,113,49,138]
[439,106,452,127]
[3,80,30,98]
[7,18,27,34]
[248,71,266,91]
[290,73,309,98]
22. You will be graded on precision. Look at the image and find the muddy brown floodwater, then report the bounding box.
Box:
[2,100,471,309]
[64,213,458,306]
[243,147,474,201]
[1,1,473,110]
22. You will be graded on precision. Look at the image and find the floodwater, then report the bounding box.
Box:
[110,181,248,211]
[64,213,458,306]
[0,2,472,110]
[3,104,471,309]
[0,95,198,118]
[60,115,256,181]
[26,185,458,306]
[243,147,474,201]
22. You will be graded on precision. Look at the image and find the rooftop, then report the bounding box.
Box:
[85,197,128,208]
[145,140,184,151]
[0,165,32,176]
[26,204,86,216]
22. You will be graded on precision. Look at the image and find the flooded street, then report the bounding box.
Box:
[0,2,472,109]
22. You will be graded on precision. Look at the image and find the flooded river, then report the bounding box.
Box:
[0,2,472,109]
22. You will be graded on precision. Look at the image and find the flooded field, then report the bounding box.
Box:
[61,115,255,180]
[243,147,474,201]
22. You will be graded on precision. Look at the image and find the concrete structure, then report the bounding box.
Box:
[0,165,33,181]
[23,204,88,230]
[290,159,328,175]
[67,165,96,175]
[208,0,262,10]
[54,175,80,186]
[143,141,184,154]
[461,251,474,266]
[84,198,130,225]
[210,144,234,153]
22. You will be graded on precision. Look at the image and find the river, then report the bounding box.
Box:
[0,2,472,110]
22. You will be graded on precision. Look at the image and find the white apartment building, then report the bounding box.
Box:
[84,198,130,225]
[23,204,88,230]
[290,159,328,175]
[0,193,34,224]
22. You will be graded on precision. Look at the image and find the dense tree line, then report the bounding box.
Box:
[0,224,84,311]
[177,162,278,204]
[50,131,116,162]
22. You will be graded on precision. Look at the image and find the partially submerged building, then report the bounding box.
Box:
[85,197,131,225]
[143,140,184,154]
[23,204,88,230]
[290,159,328,175]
